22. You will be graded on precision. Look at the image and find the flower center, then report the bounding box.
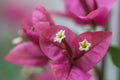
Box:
[79,39,91,51]
[54,30,66,43]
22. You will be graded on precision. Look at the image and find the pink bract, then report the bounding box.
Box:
[5,42,48,67]
[74,31,112,72]
[32,5,54,26]
[22,5,54,44]
[22,17,51,45]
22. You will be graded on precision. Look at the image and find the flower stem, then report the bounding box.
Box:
[63,39,73,57]
[74,51,85,61]
[27,76,34,80]
[93,0,98,10]
[91,20,97,31]
[95,66,102,80]
[101,19,109,80]
[101,56,107,80]
[63,39,74,65]
[79,0,91,15]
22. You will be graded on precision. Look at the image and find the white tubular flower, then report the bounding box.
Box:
[12,37,23,45]
[79,39,91,51]
[54,30,66,43]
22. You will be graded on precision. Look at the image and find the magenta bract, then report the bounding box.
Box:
[22,5,54,45]
[32,5,54,26]
[74,31,112,72]
[5,42,48,67]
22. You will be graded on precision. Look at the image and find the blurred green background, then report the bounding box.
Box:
[0,26,24,80]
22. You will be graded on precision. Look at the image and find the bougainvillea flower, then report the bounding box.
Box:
[22,5,54,45]
[39,25,112,80]
[5,42,48,67]
[54,0,115,26]
[39,26,76,63]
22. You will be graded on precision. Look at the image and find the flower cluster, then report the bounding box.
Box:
[5,0,115,80]
[54,0,115,26]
